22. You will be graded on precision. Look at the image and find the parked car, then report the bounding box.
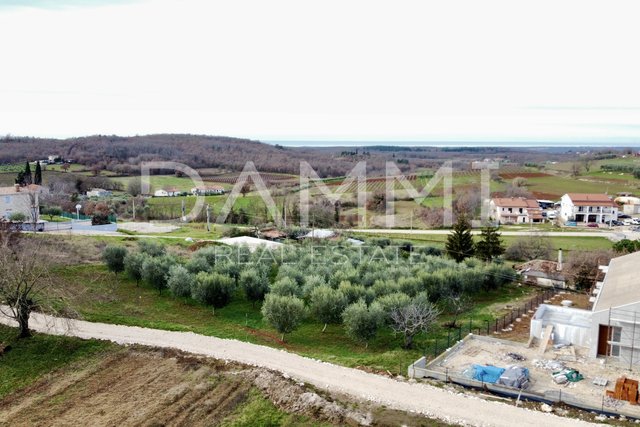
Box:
[632,218,640,225]
[546,210,557,219]
[612,220,624,226]
[587,222,599,228]
[619,214,631,219]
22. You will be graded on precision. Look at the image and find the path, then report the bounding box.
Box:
[0,312,596,427]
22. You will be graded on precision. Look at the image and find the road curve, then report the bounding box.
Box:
[0,312,596,427]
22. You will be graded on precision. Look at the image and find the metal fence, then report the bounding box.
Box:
[424,288,557,358]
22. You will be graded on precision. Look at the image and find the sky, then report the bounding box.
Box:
[0,0,639,145]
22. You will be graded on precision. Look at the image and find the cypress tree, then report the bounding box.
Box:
[34,161,42,185]
[24,161,32,185]
[475,226,505,262]
[445,216,475,262]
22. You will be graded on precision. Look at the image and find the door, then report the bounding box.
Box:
[598,325,611,356]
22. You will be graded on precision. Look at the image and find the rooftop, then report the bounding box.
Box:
[593,251,640,312]
[491,197,539,208]
[564,193,616,207]
[216,236,284,252]
[0,184,43,195]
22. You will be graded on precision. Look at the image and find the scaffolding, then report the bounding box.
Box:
[607,307,640,370]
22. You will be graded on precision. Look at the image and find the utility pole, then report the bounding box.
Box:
[181,199,186,222]
[206,204,211,232]
[410,209,414,230]
[132,198,136,221]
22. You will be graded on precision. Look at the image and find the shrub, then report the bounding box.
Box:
[142,255,175,294]
[240,268,269,304]
[270,277,301,297]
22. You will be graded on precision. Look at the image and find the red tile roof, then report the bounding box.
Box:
[491,197,539,208]
[565,193,616,207]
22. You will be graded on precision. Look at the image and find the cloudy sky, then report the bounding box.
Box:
[1,0,639,144]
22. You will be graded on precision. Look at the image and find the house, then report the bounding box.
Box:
[301,229,336,239]
[515,250,566,288]
[86,188,112,198]
[489,197,543,224]
[560,193,618,224]
[154,187,181,197]
[191,185,225,196]
[530,251,640,368]
[0,184,44,221]
[614,196,640,215]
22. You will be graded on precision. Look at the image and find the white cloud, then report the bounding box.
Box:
[0,0,639,142]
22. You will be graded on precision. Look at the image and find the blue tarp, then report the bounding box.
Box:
[472,365,505,383]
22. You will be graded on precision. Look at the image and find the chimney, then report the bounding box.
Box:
[557,248,563,271]
[14,184,20,193]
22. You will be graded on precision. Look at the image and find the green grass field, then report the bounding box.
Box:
[0,325,112,399]
[57,262,536,375]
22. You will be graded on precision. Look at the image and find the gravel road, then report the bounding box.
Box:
[0,311,597,426]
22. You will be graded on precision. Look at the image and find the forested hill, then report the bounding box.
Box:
[0,134,377,177]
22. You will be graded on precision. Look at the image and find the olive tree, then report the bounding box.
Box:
[309,286,347,332]
[124,251,148,286]
[167,265,195,298]
[239,268,269,305]
[342,300,384,348]
[138,239,166,257]
[261,294,306,342]
[192,272,235,308]
[103,245,128,276]
[142,255,175,294]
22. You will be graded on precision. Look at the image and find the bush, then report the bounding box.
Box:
[261,294,306,341]
[192,272,235,308]
[8,212,26,222]
[103,245,127,275]
[504,236,552,261]
[167,265,195,298]
[342,300,384,347]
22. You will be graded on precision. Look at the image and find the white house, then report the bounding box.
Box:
[530,251,640,369]
[154,187,181,197]
[489,197,543,224]
[191,185,225,196]
[86,188,112,198]
[560,193,618,224]
[0,184,44,221]
[615,196,640,215]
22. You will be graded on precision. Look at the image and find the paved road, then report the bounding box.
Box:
[0,312,595,427]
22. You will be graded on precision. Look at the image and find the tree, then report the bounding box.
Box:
[0,239,69,338]
[167,265,195,298]
[309,286,347,332]
[138,239,166,257]
[444,292,472,328]
[61,163,70,173]
[192,272,235,308]
[504,234,553,261]
[127,179,142,196]
[445,216,475,262]
[34,161,42,185]
[342,300,384,348]
[24,161,32,185]
[270,277,301,297]
[142,255,174,294]
[475,226,505,262]
[240,268,269,305]
[42,206,63,221]
[103,245,127,276]
[389,300,440,349]
[261,294,306,341]
[240,183,251,197]
[571,162,582,178]
[124,251,147,286]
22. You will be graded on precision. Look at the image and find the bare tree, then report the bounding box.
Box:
[444,292,473,328]
[0,238,69,338]
[571,162,582,178]
[390,301,440,349]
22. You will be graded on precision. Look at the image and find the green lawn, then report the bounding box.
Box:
[0,325,112,399]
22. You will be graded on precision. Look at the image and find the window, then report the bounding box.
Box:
[609,326,622,357]
[611,326,622,342]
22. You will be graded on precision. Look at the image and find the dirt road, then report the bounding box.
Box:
[0,311,597,426]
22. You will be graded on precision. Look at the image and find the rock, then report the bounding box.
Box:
[540,403,553,413]
[595,415,607,422]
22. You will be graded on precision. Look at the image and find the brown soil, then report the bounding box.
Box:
[499,172,552,179]
[0,346,439,427]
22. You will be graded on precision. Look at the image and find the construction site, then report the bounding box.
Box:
[410,291,640,421]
